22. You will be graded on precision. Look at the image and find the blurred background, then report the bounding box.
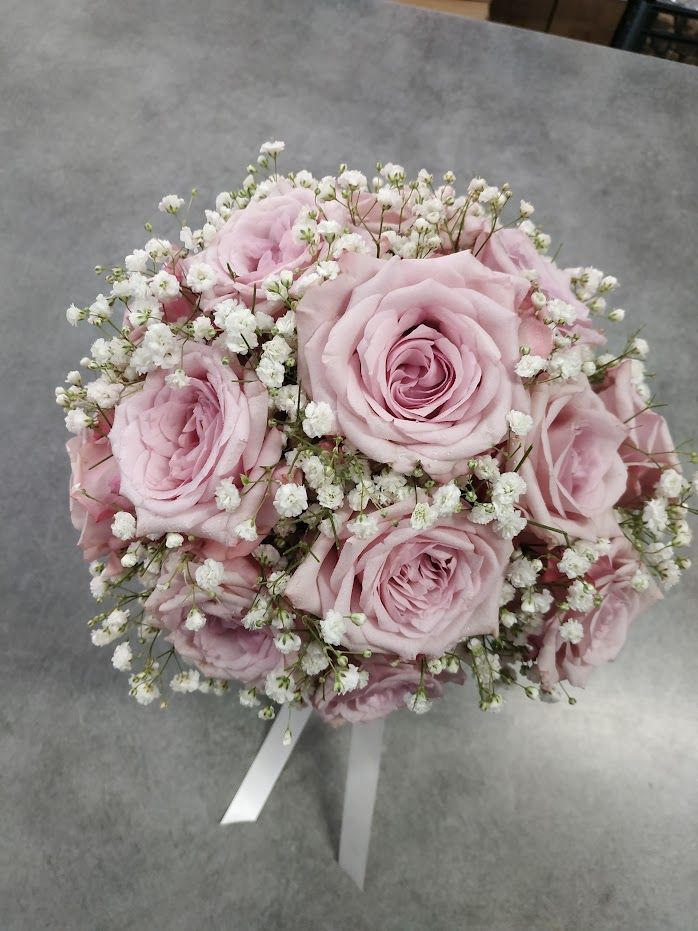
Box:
[397,0,698,65]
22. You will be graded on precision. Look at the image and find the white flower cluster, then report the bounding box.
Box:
[624,466,694,591]
[506,256,634,387]
[466,458,528,540]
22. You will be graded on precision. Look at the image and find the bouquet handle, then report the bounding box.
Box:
[220,708,385,889]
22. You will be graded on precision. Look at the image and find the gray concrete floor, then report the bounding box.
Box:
[1,1,697,928]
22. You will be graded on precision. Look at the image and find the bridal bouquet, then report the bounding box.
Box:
[59,141,695,727]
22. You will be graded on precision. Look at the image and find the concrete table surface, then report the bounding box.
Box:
[1,1,697,928]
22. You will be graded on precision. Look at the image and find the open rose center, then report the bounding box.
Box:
[381,321,482,422]
[373,540,480,637]
[560,437,603,499]
[139,380,223,493]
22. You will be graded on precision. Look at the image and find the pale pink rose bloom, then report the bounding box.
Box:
[534,537,661,688]
[180,182,354,313]
[519,378,628,541]
[296,251,530,480]
[285,501,513,660]
[474,226,604,347]
[109,344,282,547]
[597,360,679,505]
[67,430,130,565]
[146,548,280,684]
[313,655,463,726]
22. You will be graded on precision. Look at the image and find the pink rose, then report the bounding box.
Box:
[182,183,335,313]
[146,548,280,684]
[285,501,513,660]
[534,537,661,688]
[597,360,679,505]
[109,344,282,546]
[474,226,604,347]
[312,656,462,726]
[67,430,130,564]
[519,378,628,541]
[296,251,530,480]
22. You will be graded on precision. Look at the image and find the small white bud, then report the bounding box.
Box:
[185,607,206,631]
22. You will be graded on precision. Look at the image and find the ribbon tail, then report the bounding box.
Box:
[338,717,385,889]
[220,704,312,825]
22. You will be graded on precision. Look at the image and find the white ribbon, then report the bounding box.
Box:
[338,717,385,889]
[220,709,384,889]
[220,705,312,824]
